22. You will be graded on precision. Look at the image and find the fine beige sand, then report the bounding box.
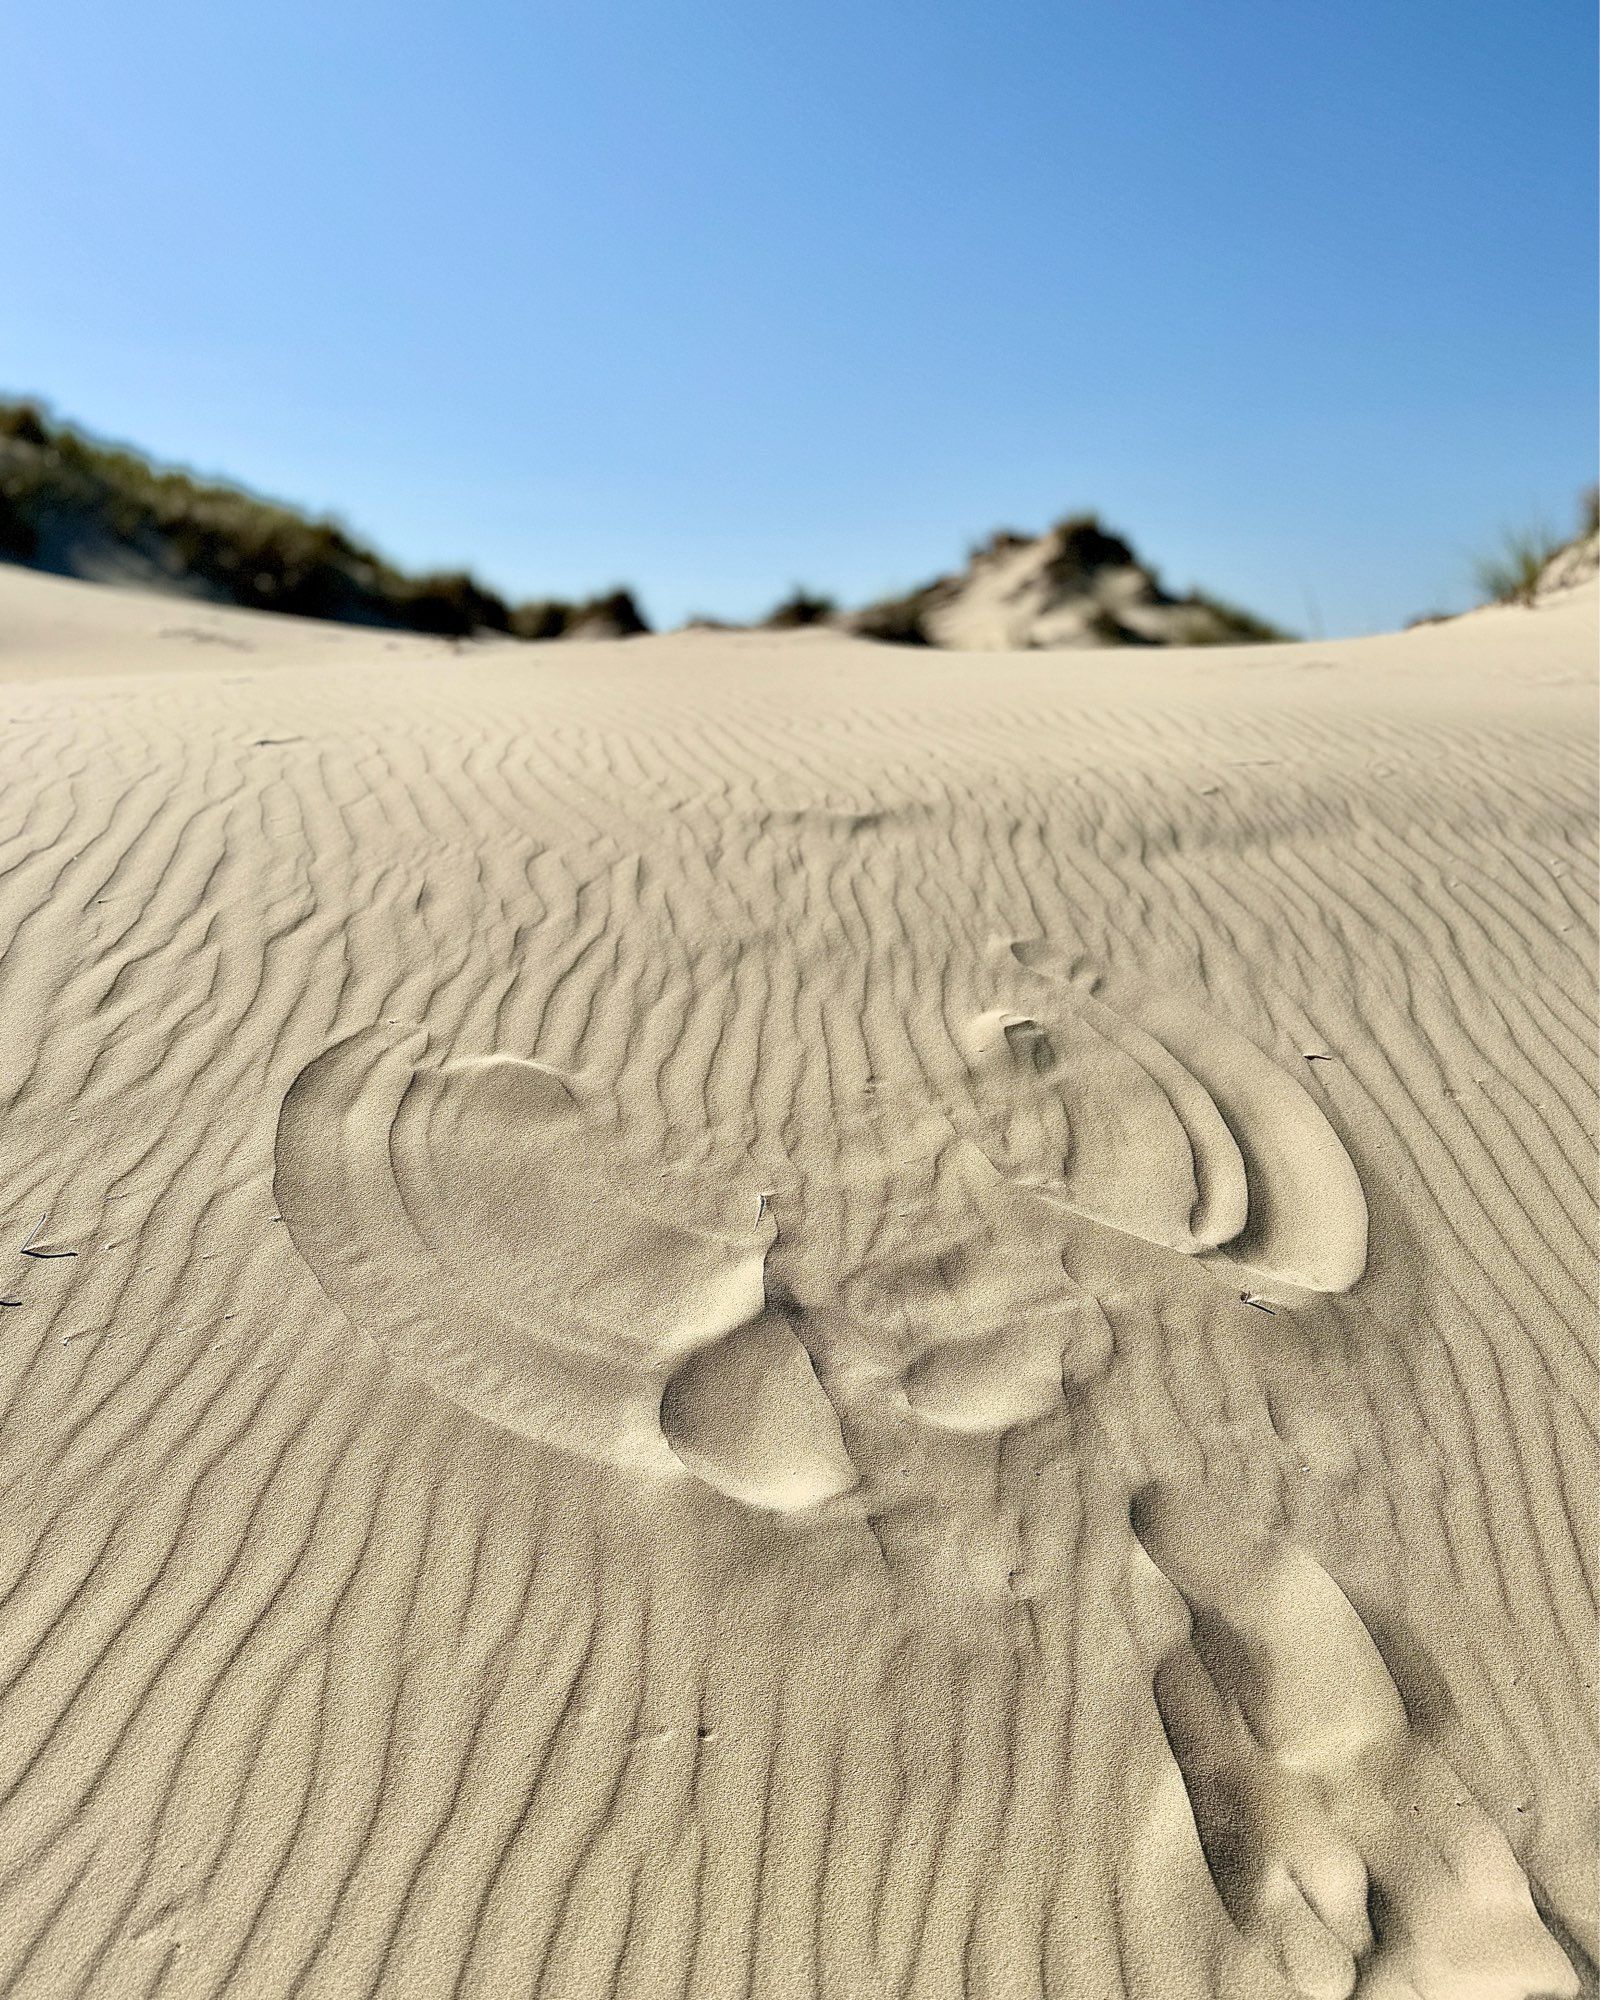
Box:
[0,562,1593,1999]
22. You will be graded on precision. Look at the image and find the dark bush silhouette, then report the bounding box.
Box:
[848,594,932,646]
[572,589,649,637]
[0,398,649,642]
[761,588,838,630]
[1040,514,1138,589]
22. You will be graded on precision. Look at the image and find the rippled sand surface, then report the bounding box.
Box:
[0,567,1592,1998]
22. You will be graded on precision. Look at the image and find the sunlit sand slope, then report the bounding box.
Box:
[0,568,1592,1998]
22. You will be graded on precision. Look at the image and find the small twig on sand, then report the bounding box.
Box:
[20,1212,76,1259]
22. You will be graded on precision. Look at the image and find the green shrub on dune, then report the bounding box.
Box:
[0,399,649,642]
[760,587,838,630]
[1471,522,1567,607]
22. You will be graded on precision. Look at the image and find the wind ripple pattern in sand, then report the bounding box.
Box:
[273,975,1368,1513]
[0,618,1591,1998]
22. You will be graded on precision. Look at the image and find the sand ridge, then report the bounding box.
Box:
[0,563,1591,1996]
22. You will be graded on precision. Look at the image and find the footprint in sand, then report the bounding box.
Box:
[1133,1484,1578,2000]
[963,952,1370,1304]
[273,1027,856,1513]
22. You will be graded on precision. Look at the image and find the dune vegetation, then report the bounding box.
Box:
[2,401,1297,653]
[846,513,1292,650]
[0,399,649,640]
[1471,489,1600,606]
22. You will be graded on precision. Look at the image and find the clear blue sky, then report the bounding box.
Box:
[3,1,1594,635]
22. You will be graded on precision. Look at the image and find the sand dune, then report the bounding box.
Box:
[848,515,1283,649]
[0,564,1592,1997]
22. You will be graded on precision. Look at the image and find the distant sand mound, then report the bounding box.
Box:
[849,513,1287,650]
